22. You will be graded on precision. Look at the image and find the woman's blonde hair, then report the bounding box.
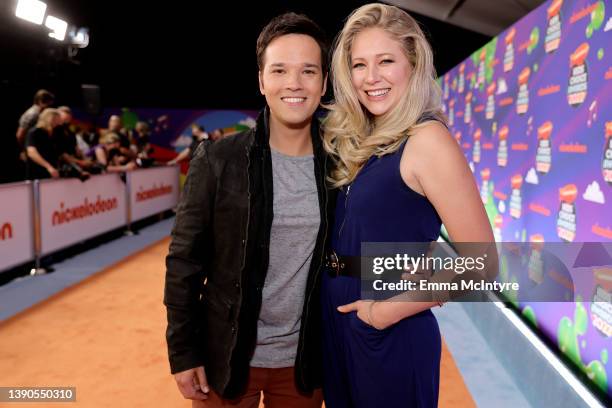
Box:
[36,108,60,131]
[101,132,120,145]
[323,3,446,187]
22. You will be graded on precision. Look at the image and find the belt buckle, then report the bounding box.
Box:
[327,250,340,277]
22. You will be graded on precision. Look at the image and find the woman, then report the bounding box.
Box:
[25,108,62,180]
[321,4,494,407]
[93,132,136,173]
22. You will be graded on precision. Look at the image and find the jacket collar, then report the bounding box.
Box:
[253,106,324,157]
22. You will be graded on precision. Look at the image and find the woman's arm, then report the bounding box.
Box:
[339,122,495,328]
[168,147,192,165]
[95,146,108,166]
[26,146,59,178]
[408,122,493,242]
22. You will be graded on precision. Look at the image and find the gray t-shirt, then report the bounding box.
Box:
[18,105,41,132]
[250,148,320,368]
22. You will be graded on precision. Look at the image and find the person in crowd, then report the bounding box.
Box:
[167,124,210,165]
[55,106,96,175]
[210,128,224,142]
[24,108,62,180]
[132,121,152,154]
[16,89,55,147]
[106,114,130,147]
[164,12,332,408]
[320,4,494,407]
[93,132,137,173]
[75,123,100,159]
[104,114,137,161]
[131,121,156,168]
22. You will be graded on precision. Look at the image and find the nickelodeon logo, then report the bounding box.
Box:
[1,222,12,241]
[52,196,119,226]
[136,184,173,202]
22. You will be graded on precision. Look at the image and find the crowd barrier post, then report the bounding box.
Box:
[31,179,46,275]
[2,166,180,276]
[125,171,134,236]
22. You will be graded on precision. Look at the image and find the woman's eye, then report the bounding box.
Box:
[380,59,394,64]
[303,70,316,75]
[352,63,365,69]
[272,69,284,74]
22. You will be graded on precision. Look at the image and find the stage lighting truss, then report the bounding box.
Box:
[68,27,89,48]
[15,0,46,25]
[14,0,89,49]
[45,15,67,41]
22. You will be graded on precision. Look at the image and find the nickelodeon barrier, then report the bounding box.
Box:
[0,166,179,271]
[440,0,611,396]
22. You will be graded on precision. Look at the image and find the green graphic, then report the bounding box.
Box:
[470,38,498,91]
[508,276,519,307]
[558,301,608,393]
[586,361,607,390]
[483,181,499,226]
[500,253,509,282]
[598,48,604,60]
[586,1,606,39]
[121,108,139,130]
[527,27,540,55]
[522,305,538,327]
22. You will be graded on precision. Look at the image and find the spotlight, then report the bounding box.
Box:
[68,27,89,48]
[15,0,47,25]
[45,15,68,41]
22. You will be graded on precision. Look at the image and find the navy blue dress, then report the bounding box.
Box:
[321,138,443,408]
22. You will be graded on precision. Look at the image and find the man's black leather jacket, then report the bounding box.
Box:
[164,108,334,398]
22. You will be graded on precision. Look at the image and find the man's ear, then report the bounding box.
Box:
[258,71,265,95]
[321,72,328,96]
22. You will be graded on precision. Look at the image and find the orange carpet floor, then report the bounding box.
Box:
[0,238,475,407]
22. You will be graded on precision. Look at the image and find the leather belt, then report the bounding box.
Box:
[324,251,362,278]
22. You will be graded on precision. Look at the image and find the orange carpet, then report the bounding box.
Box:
[0,238,475,407]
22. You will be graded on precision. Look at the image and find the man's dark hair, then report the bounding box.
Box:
[33,89,55,105]
[256,12,329,76]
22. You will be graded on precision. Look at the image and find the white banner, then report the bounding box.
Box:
[39,174,127,255]
[0,182,34,271]
[128,166,179,222]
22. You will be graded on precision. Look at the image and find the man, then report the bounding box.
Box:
[53,106,94,172]
[16,89,55,147]
[105,114,136,158]
[164,12,332,407]
[167,124,210,165]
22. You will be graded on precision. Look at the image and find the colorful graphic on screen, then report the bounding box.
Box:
[440,0,611,396]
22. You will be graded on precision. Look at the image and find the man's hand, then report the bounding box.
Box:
[123,162,137,171]
[174,366,210,401]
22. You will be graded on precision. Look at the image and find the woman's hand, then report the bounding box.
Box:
[46,166,59,178]
[337,300,396,330]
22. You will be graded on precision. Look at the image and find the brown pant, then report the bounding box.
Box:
[193,367,323,408]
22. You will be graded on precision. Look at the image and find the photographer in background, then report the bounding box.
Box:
[167,124,210,165]
[132,121,156,168]
[55,106,98,179]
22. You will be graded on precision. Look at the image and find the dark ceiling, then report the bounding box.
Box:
[1,0,490,121]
